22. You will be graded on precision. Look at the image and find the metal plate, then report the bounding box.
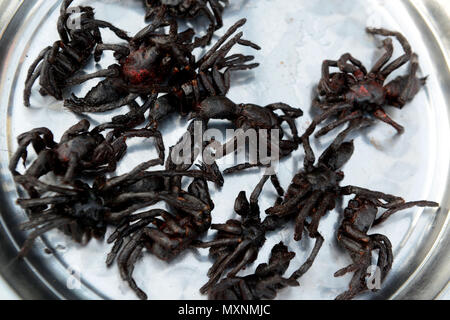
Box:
[0,0,449,300]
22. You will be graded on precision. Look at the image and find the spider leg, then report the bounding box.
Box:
[83,19,130,41]
[17,196,71,209]
[117,230,148,300]
[334,263,362,278]
[60,119,90,143]
[211,222,242,235]
[294,191,321,241]
[340,186,403,208]
[120,128,166,164]
[18,217,72,257]
[266,185,311,217]
[280,116,301,143]
[197,18,259,69]
[399,53,424,104]
[227,247,258,278]
[249,175,270,206]
[374,200,439,226]
[319,59,338,94]
[223,163,267,175]
[199,71,217,95]
[94,43,130,62]
[337,53,367,75]
[369,38,394,74]
[14,175,80,196]
[200,239,252,294]
[19,210,60,231]
[314,111,363,138]
[370,234,393,279]
[65,92,139,114]
[209,0,226,30]
[191,7,216,48]
[290,231,324,281]
[266,102,304,118]
[307,193,335,235]
[24,46,51,106]
[65,67,119,86]
[373,108,404,134]
[302,103,353,139]
[366,27,412,78]
[335,254,372,300]
[193,238,241,249]
[9,128,56,175]
[207,251,232,278]
[212,66,227,95]
[301,134,315,171]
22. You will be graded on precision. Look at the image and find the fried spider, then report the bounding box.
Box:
[143,0,228,47]
[64,18,259,116]
[104,162,222,300]
[309,27,425,138]
[189,96,303,173]
[9,118,165,199]
[335,195,438,300]
[24,0,130,107]
[14,157,222,259]
[208,242,299,300]
[265,121,409,276]
[195,173,289,294]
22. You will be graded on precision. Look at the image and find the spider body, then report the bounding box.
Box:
[64,19,259,115]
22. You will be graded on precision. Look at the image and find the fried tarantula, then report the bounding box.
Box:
[105,161,222,300]
[208,242,299,300]
[310,27,425,138]
[143,0,228,47]
[64,18,259,116]
[190,96,303,173]
[265,121,410,272]
[24,0,130,106]
[9,118,165,198]
[335,195,438,300]
[14,156,223,258]
[195,174,290,294]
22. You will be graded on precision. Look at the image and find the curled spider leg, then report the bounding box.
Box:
[337,53,367,75]
[340,186,403,208]
[366,27,412,78]
[374,200,439,226]
[117,230,147,300]
[290,229,324,281]
[369,38,394,74]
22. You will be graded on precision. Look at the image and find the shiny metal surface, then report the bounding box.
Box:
[0,0,448,300]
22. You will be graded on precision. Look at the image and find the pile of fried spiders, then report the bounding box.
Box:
[9,0,439,300]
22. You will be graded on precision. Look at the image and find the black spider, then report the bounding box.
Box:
[308,27,425,138]
[24,0,130,106]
